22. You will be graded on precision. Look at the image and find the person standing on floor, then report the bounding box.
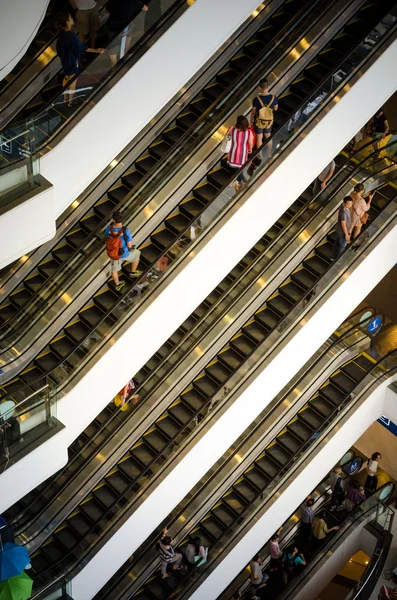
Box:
[69,0,99,47]
[157,529,183,579]
[105,211,142,291]
[311,511,339,548]
[56,13,104,104]
[365,452,381,495]
[313,159,335,196]
[330,196,353,261]
[300,496,315,539]
[330,467,345,511]
[248,79,278,175]
[350,183,374,239]
[227,115,254,192]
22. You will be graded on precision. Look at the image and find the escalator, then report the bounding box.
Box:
[105,352,380,600]
[3,146,361,535]
[0,0,329,325]
[14,314,380,589]
[0,0,392,397]
[218,484,395,600]
[3,137,396,551]
[0,0,188,133]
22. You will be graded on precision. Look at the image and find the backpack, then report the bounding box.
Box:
[255,95,275,129]
[106,225,128,260]
[284,556,296,581]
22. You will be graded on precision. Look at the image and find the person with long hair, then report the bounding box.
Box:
[185,536,208,567]
[227,114,254,192]
[349,183,374,239]
[56,13,104,105]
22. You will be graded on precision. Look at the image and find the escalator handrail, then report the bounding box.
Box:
[0,0,327,342]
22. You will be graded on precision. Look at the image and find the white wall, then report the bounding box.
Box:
[1,39,397,510]
[0,184,55,269]
[189,377,397,600]
[0,0,264,268]
[0,0,50,81]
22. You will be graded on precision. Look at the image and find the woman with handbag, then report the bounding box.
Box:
[223,115,254,192]
[349,183,374,239]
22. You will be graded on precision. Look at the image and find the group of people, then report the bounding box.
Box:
[56,0,150,103]
[157,528,208,579]
[225,79,278,191]
[330,182,374,261]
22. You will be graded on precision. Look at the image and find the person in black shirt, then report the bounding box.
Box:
[370,108,389,150]
[106,0,149,33]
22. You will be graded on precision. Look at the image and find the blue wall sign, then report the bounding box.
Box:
[346,458,362,475]
[378,415,397,437]
[367,316,382,334]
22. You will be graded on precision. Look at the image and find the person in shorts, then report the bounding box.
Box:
[248,79,278,175]
[105,210,141,291]
[70,0,100,47]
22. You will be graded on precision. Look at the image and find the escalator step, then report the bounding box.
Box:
[320,383,346,406]
[156,415,180,439]
[10,289,33,309]
[243,38,265,58]
[205,362,232,384]
[93,289,119,312]
[243,321,268,344]
[180,389,206,412]
[162,126,185,145]
[200,515,225,540]
[255,307,279,331]
[207,167,231,189]
[278,431,302,454]
[67,513,92,537]
[34,351,59,372]
[309,395,334,418]
[211,503,235,528]
[216,68,239,87]
[24,273,46,293]
[169,401,195,425]
[267,294,293,317]
[151,227,176,249]
[108,185,129,203]
[65,320,91,344]
[79,305,105,328]
[190,96,212,115]
[218,348,244,371]
[93,198,117,218]
[79,498,104,522]
[304,62,329,83]
[203,82,225,101]
[193,182,219,203]
[341,361,367,382]
[279,281,306,304]
[118,457,141,480]
[144,428,169,453]
[50,336,76,358]
[315,241,333,263]
[179,197,206,219]
[105,471,131,495]
[330,371,357,393]
[222,490,247,515]
[165,213,190,235]
[135,155,157,175]
[80,215,101,233]
[244,466,270,491]
[92,484,119,508]
[354,354,375,371]
[176,111,197,130]
[304,255,329,277]
[233,479,257,503]
[66,229,86,249]
[291,267,317,290]
[287,418,313,441]
[130,443,156,467]
[55,527,80,550]
[121,169,143,189]
[255,454,279,478]
[298,407,323,430]
[266,442,292,466]
[230,334,256,358]
[193,374,219,398]
[149,140,172,160]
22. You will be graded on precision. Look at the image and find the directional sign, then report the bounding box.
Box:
[367,316,382,335]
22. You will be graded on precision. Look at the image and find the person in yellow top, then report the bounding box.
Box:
[312,511,339,548]
[114,379,139,411]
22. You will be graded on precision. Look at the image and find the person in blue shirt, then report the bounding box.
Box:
[56,13,104,105]
[283,545,306,583]
[105,211,141,291]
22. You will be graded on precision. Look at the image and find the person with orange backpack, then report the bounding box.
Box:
[105,211,141,291]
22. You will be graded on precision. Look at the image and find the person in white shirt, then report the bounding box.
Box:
[365,452,381,494]
[185,537,208,567]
